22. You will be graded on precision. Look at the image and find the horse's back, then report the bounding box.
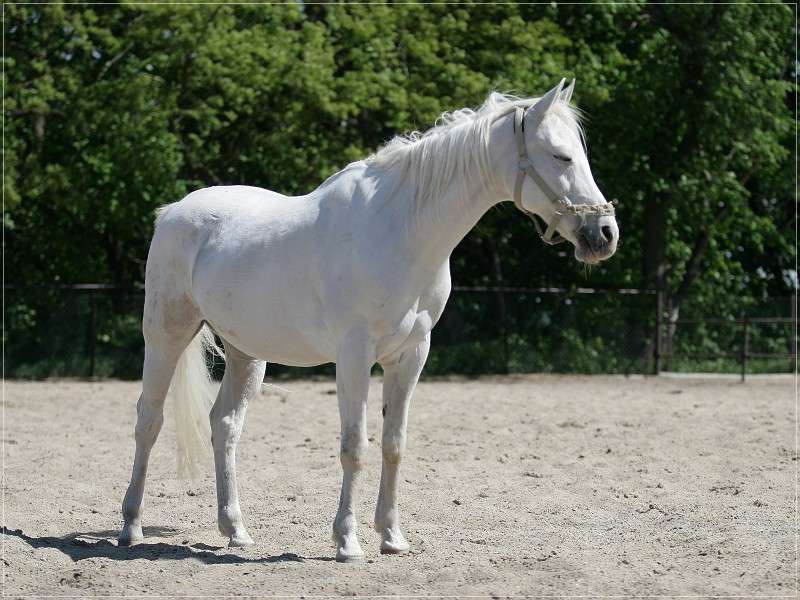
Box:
[146,185,335,364]
[157,185,298,226]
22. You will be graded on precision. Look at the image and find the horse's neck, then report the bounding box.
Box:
[401,118,515,267]
[406,178,497,262]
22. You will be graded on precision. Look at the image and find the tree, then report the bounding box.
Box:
[6,5,185,290]
[4,1,795,377]
[582,3,795,314]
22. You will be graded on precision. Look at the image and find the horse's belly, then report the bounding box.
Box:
[196,283,336,367]
[208,313,335,367]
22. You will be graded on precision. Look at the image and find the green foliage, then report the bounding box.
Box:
[572,3,795,309]
[4,2,795,378]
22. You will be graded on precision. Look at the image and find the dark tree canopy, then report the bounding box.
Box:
[4,2,795,377]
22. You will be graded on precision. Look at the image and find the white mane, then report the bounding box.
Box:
[366,91,584,215]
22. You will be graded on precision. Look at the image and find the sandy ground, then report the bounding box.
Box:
[2,375,796,598]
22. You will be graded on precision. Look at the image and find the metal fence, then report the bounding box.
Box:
[431,285,658,375]
[656,317,796,381]
[4,284,146,379]
[3,284,796,379]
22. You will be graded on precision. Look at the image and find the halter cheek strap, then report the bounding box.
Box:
[512,107,615,245]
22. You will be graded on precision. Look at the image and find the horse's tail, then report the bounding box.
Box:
[171,325,224,479]
[154,201,178,229]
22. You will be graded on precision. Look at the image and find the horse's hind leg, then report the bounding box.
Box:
[374,335,430,555]
[210,343,266,547]
[118,335,192,546]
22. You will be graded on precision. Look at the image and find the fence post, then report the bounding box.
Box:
[654,289,663,375]
[741,319,749,383]
[501,288,509,374]
[665,295,673,372]
[89,290,97,378]
[789,288,797,374]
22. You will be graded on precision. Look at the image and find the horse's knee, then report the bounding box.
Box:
[340,426,368,472]
[341,443,367,472]
[381,436,405,468]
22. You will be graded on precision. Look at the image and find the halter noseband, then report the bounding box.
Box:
[512,106,615,245]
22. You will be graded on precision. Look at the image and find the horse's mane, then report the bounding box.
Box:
[366,91,584,216]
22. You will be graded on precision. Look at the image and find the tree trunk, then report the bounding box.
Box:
[642,195,669,364]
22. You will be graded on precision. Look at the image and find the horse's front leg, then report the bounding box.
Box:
[374,335,429,555]
[332,333,375,563]
[210,346,266,548]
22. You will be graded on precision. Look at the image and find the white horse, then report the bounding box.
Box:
[118,79,618,562]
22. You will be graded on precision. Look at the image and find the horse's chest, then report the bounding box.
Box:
[374,287,449,364]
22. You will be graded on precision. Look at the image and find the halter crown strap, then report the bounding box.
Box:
[512,106,615,246]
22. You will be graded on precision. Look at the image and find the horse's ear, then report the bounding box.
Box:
[560,78,575,104]
[528,78,566,122]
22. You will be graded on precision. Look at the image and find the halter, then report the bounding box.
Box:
[512,107,615,245]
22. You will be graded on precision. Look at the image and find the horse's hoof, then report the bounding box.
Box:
[333,525,364,563]
[117,526,143,547]
[335,549,365,563]
[379,528,410,555]
[334,535,365,563]
[380,541,410,555]
[228,531,255,548]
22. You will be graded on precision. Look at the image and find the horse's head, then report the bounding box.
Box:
[511,79,618,264]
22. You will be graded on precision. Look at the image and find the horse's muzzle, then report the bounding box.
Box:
[574,217,618,264]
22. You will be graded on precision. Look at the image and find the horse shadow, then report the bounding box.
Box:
[2,525,333,564]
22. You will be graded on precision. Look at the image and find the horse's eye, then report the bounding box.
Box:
[554,154,572,163]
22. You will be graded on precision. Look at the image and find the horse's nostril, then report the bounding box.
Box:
[600,225,614,244]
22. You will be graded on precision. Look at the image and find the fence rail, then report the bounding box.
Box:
[655,315,797,382]
[4,284,147,377]
[452,285,657,295]
[4,284,796,379]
